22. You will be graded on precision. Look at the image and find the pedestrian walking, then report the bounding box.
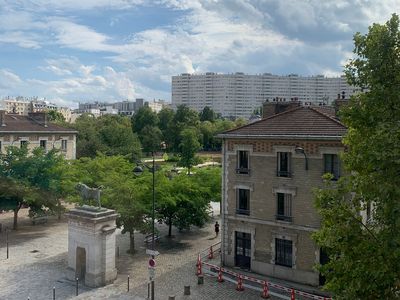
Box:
[215,221,220,237]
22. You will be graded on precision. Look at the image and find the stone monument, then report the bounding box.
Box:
[66,184,118,287]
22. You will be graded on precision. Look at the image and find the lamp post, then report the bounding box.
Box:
[295,146,308,170]
[133,152,156,300]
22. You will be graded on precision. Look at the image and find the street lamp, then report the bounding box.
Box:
[295,146,308,170]
[133,152,156,300]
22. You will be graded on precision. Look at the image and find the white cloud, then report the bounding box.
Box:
[0,69,22,89]
[0,31,41,49]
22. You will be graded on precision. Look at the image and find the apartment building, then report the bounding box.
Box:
[172,72,356,119]
[0,111,77,159]
[218,101,346,286]
[1,97,72,122]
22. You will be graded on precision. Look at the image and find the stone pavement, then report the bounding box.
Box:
[0,204,277,300]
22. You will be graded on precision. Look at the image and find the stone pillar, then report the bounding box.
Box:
[66,206,118,287]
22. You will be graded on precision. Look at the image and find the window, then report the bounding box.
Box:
[61,140,67,151]
[39,140,47,150]
[275,238,293,267]
[277,152,291,177]
[236,150,250,174]
[324,154,340,180]
[20,140,28,148]
[276,193,292,222]
[236,188,250,215]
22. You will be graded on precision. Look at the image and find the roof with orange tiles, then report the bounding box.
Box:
[218,106,346,140]
[0,114,77,133]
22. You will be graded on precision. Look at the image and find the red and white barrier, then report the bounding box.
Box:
[200,260,332,300]
[261,281,270,299]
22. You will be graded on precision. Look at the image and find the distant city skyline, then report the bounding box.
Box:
[0,1,398,108]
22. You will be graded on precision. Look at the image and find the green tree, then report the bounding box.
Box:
[140,125,163,154]
[170,105,200,151]
[179,128,201,174]
[199,106,216,122]
[131,106,159,134]
[67,155,151,253]
[156,170,216,237]
[313,14,400,299]
[47,110,66,123]
[69,114,141,159]
[0,147,67,229]
[158,108,175,150]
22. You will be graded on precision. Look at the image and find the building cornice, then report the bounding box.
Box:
[0,130,77,134]
[217,134,342,141]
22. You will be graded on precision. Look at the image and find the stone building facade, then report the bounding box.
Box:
[218,103,346,286]
[0,110,77,159]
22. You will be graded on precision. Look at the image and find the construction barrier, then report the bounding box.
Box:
[261,281,270,299]
[197,246,332,300]
[217,267,224,283]
[236,275,244,291]
[196,254,202,276]
[208,245,214,259]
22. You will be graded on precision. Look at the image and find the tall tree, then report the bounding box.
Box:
[158,108,175,150]
[156,170,216,237]
[199,106,216,122]
[179,128,201,175]
[0,147,66,229]
[140,125,162,154]
[313,14,400,299]
[131,106,159,134]
[170,105,200,151]
[69,114,142,159]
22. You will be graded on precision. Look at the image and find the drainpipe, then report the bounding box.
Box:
[221,138,227,265]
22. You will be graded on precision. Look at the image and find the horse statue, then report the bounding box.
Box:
[75,183,102,208]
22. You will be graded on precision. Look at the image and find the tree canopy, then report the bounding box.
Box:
[313,14,400,299]
[70,114,142,159]
[0,147,67,228]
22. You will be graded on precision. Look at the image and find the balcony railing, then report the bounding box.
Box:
[236,168,250,175]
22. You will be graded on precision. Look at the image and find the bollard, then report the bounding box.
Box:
[184,285,191,295]
[76,278,79,296]
[197,274,204,285]
[168,296,176,300]
[127,275,130,291]
[53,286,56,300]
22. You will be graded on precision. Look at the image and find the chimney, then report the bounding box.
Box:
[262,99,301,119]
[334,98,349,119]
[0,110,6,127]
[28,112,48,127]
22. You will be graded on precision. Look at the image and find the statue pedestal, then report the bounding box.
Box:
[66,206,118,287]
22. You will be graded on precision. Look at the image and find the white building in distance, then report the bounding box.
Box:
[172,72,357,119]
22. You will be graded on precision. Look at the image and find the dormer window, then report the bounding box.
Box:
[236,150,250,174]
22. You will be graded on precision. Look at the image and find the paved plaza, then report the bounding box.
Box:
[0,204,274,300]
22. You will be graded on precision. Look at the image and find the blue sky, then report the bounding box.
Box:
[0,0,398,108]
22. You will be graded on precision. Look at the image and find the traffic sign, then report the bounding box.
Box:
[146,249,160,256]
[148,258,156,268]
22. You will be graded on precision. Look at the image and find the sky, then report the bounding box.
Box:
[0,0,398,108]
